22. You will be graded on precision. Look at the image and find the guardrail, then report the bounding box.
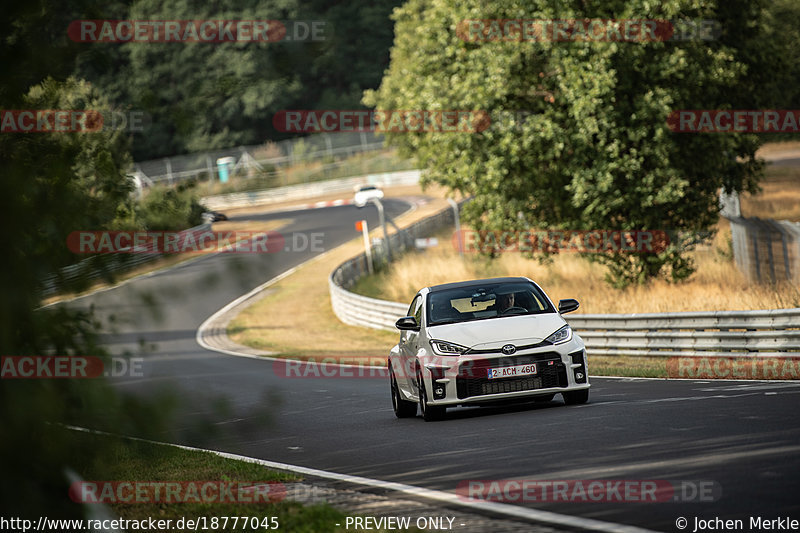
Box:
[329,213,800,357]
[329,203,458,329]
[567,310,800,358]
[41,223,211,297]
[201,170,421,211]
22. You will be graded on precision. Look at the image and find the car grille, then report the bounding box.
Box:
[456,352,567,399]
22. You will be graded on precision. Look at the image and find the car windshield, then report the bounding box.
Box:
[359,186,377,191]
[426,281,554,326]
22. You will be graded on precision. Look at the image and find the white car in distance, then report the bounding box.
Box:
[354,184,384,207]
[389,277,589,421]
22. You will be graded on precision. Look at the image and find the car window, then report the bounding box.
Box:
[427,282,554,326]
[412,295,423,324]
[407,294,423,325]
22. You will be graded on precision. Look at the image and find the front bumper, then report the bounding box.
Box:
[421,340,589,407]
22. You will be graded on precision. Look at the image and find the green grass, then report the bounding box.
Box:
[588,356,668,378]
[67,430,421,533]
[349,266,393,300]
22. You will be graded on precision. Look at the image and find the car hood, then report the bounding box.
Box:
[427,313,567,349]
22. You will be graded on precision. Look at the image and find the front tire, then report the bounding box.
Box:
[417,369,446,421]
[390,366,417,418]
[563,389,589,405]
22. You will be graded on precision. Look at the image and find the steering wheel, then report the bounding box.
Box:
[500,306,527,315]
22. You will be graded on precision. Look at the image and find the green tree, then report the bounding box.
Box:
[365,0,778,286]
[73,0,404,160]
[4,77,134,288]
[0,73,176,517]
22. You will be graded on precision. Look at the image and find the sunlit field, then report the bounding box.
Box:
[353,159,800,312]
[354,221,800,313]
[741,165,800,221]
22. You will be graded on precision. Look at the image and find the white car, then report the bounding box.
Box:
[388,277,589,421]
[353,185,384,207]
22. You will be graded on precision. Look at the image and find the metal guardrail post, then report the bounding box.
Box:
[369,197,392,263]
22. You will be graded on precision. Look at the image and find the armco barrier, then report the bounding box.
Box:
[202,170,421,211]
[329,217,800,357]
[567,310,800,357]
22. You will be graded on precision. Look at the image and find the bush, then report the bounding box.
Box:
[137,182,205,231]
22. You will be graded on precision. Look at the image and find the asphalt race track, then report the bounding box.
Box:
[66,200,800,533]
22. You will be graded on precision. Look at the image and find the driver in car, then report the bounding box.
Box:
[496,292,516,313]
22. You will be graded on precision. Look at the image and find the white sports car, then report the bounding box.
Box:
[388,277,589,421]
[353,185,384,207]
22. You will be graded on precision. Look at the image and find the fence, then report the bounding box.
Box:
[728,217,800,283]
[41,223,211,297]
[328,211,800,358]
[201,170,421,211]
[134,131,385,187]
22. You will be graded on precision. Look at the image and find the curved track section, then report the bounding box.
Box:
[67,200,800,532]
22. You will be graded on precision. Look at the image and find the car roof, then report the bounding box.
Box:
[426,277,532,293]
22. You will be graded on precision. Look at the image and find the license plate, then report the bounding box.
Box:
[487,363,537,379]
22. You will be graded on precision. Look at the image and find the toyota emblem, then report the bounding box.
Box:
[501,344,517,355]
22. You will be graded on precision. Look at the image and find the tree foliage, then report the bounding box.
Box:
[364,0,795,286]
[0,4,172,517]
[74,0,402,160]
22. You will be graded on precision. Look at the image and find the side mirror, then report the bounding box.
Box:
[558,298,580,314]
[395,316,419,331]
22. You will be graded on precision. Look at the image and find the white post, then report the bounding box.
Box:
[369,197,392,262]
[206,156,214,191]
[165,158,173,186]
[359,220,374,275]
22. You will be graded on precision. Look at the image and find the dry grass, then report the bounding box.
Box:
[202,149,415,197]
[742,141,800,221]
[228,187,452,364]
[228,146,800,377]
[740,164,800,221]
[353,222,800,314]
[756,140,800,158]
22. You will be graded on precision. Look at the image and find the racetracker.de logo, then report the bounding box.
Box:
[272,110,491,133]
[66,231,325,254]
[456,19,720,42]
[457,479,721,503]
[274,358,388,379]
[668,110,800,133]
[1,110,102,133]
[0,356,142,379]
[667,357,800,380]
[69,481,286,504]
[69,20,286,42]
[274,357,506,379]
[1,109,148,133]
[452,229,670,254]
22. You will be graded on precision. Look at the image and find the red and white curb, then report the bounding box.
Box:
[292,198,354,211]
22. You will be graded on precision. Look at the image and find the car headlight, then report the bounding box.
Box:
[430,340,468,355]
[545,325,572,345]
